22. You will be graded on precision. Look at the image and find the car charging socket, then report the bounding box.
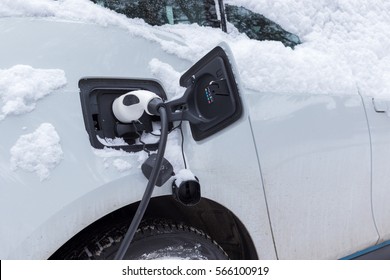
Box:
[172,170,201,206]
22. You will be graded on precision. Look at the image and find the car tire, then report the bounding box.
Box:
[71,221,229,260]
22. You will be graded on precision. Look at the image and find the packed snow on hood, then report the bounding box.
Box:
[10,123,64,181]
[0,65,67,121]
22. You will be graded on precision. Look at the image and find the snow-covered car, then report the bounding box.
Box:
[1,0,390,260]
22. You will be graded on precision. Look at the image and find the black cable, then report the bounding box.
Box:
[150,120,186,169]
[133,122,150,156]
[149,121,182,136]
[114,106,169,260]
[179,121,187,169]
[148,105,186,169]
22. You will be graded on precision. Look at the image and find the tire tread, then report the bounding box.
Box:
[69,220,228,259]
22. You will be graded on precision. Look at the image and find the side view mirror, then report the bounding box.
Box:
[79,44,243,150]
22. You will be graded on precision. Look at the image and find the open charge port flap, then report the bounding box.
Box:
[176,45,243,141]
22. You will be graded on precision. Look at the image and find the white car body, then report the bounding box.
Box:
[1,15,389,260]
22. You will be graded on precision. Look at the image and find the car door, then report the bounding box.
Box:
[363,97,390,244]
[246,92,379,259]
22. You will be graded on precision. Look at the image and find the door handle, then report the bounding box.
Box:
[372,98,388,113]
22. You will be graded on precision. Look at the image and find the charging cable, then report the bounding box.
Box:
[114,103,168,260]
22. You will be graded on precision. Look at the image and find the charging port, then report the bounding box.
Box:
[79,78,168,152]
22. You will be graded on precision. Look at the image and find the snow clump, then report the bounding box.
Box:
[148,58,184,99]
[10,123,64,181]
[0,65,67,121]
[112,159,132,172]
[173,169,197,188]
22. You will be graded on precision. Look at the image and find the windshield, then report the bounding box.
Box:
[91,0,220,28]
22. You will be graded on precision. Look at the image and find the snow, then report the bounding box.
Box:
[93,146,147,171]
[97,136,128,147]
[148,58,184,99]
[173,169,197,187]
[92,146,130,158]
[92,129,185,173]
[0,0,130,26]
[10,123,64,181]
[139,244,207,260]
[112,159,132,172]
[1,1,389,98]
[223,0,390,97]
[156,1,390,98]
[92,147,139,171]
[2,0,390,174]
[0,65,67,121]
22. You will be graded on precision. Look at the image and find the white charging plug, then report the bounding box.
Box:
[112,90,162,123]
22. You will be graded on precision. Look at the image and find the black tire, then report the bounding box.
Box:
[69,222,229,260]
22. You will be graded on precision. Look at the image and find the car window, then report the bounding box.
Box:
[224,4,301,48]
[91,0,220,28]
[90,1,300,48]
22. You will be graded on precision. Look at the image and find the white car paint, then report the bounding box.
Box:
[363,97,390,243]
[0,17,388,259]
[0,18,275,260]
[246,93,378,259]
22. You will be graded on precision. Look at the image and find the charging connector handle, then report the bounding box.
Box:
[112,90,162,123]
[114,105,169,260]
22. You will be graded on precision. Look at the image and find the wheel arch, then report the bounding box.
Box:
[50,195,258,260]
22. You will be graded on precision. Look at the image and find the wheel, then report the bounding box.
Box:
[67,221,229,260]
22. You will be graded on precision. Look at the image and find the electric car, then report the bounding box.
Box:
[1,0,390,260]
